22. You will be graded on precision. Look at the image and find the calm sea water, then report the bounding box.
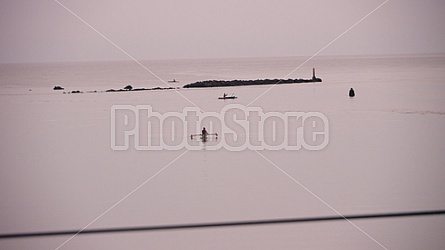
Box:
[2,54,444,91]
[1,55,445,249]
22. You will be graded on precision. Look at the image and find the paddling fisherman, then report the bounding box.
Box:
[190,128,217,141]
[201,127,209,142]
[202,127,208,137]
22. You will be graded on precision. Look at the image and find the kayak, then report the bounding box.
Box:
[218,96,237,99]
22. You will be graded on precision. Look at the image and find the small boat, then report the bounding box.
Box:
[168,79,178,83]
[218,93,237,100]
[191,133,218,142]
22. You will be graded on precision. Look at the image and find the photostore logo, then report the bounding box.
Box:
[111,105,329,151]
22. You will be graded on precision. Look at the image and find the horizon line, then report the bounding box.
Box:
[1,52,445,65]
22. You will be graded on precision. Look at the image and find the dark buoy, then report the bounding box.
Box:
[349,88,355,97]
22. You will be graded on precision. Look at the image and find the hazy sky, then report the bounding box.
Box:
[1,0,444,63]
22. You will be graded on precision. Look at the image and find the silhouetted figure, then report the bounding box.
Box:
[349,88,355,97]
[202,127,208,136]
[201,127,208,142]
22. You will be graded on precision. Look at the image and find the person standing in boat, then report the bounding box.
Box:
[201,127,209,142]
[202,127,208,137]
